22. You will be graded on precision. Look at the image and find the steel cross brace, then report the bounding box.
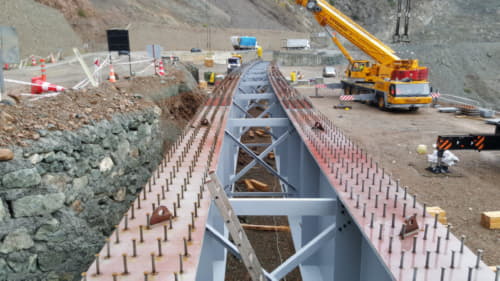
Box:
[225,130,297,191]
[238,103,280,140]
[270,224,336,280]
[205,225,277,281]
[230,128,295,185]
[233,101,254,118]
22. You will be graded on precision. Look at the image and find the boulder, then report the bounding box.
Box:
[0,228,34,254]
[99,157,114,172]
[2,168,41,188]
[12,193,65,217]
[0,149,14,161]
[0,200,10,221]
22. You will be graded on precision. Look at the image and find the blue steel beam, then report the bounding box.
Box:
[229,198,337,216]
[235,93,275,100]
[226,118,291,128]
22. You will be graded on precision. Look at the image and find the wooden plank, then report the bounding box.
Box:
[481,211,500,229]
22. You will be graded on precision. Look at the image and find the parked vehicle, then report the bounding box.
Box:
[227,56,242,73]
[230,36,258,50]
[322,66,337,77]
[281,39,310,50]
[190,48,202,53]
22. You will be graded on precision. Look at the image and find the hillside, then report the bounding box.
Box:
[3,0,500,106]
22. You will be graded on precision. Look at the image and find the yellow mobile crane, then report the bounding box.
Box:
[296,0,432,111]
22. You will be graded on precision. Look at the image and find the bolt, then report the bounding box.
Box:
[122,254,129,274]
[188,225,192,241]
[475,249,483,268]
[378,224,383,240]
[370,213,374,228]
[399,251,405,269]
[391,213,396,228]
[184,237,189,257]
[446,224,451,240]
[402,203,407,217]
[460,235,466,253]
[140,225,144,243]
[441,268,446,281]
[389,236,393,254]
[163,225,168,242]
[95,254,100,275]
[412,236,417,253]
[425,251,430,268]
[132,239,137,257]
[450,250,455,268]
[424,224,429,240]
[106,238,111,258]
[157,238,163,256]
[436,236,441,253]
[467,267,473,281]
[412,268,418,281]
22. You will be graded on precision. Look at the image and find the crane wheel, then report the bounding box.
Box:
[344,86,351,95]
[377,96,385,109]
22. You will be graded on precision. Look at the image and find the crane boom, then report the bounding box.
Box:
[298,0,400,64]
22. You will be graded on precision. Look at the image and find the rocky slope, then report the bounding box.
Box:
[5,0,500,105]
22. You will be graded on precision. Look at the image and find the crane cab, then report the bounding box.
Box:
[346,60,370,79]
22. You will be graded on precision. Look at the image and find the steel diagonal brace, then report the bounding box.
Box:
[270,224,336,280]
[233,101,254,118]
[205,225,278,281]
[256,103,277,118]
[230,128,295,185]
[205,224,241,260]
[225,130,297,191]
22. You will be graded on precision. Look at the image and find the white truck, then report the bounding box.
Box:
[281,39,310,50]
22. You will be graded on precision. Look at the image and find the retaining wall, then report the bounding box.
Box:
[273,50,344,66]
[0,107,165,281]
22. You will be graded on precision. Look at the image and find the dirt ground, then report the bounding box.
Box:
[0,71,205,148]
[283,66,500,266]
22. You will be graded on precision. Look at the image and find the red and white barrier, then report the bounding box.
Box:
[340,95,355,101]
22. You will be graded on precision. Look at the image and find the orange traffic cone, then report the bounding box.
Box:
[158,61,165,76]
[109,64,116,83]
[31,56,37,66]
[31,78,65,94]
